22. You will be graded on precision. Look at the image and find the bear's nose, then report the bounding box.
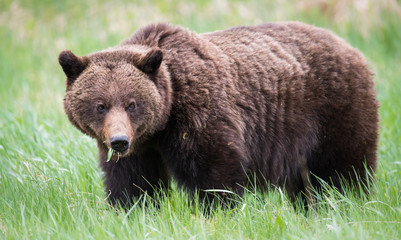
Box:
[110,136,129,153]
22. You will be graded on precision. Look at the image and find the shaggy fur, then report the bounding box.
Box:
[59,22,379,207]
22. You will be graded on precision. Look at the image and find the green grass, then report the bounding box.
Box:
[1,0,401,239]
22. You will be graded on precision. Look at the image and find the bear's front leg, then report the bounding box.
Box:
[99,149,169,208]
[197,156,248,206]
[165,136,248,207]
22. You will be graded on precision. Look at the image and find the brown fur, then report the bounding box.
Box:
[59,22,379,207]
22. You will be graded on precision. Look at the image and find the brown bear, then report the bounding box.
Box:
[59,22,379,207]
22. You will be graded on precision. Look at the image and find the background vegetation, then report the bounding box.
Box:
[1,0,400,239]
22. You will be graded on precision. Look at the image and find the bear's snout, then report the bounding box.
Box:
[102,108,133,156]
[110,135,129,153]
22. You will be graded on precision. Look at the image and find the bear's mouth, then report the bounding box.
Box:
[114,149,129,159]
[106,148,130,162]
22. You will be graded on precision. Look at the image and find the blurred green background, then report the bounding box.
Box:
[0,0,400,239]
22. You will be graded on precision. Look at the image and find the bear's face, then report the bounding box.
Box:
[59,46,169,157]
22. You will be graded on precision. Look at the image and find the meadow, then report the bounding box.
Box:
[0,0,400,239]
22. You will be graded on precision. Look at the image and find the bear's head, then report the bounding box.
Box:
[59,45,172,157]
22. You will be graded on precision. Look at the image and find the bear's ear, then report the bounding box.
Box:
[136,48,163,74]
[58,50,89,85]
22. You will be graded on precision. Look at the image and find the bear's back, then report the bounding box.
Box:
[201,22,378,188]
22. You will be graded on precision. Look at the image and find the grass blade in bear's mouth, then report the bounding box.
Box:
[107,148,114,162]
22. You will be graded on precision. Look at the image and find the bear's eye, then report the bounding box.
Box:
[96,104,107,113]
[126,102,136,112]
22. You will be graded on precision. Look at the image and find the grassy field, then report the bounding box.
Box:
[1,0,401,239]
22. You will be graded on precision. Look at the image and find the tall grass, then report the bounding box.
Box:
[1,0,400,239]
